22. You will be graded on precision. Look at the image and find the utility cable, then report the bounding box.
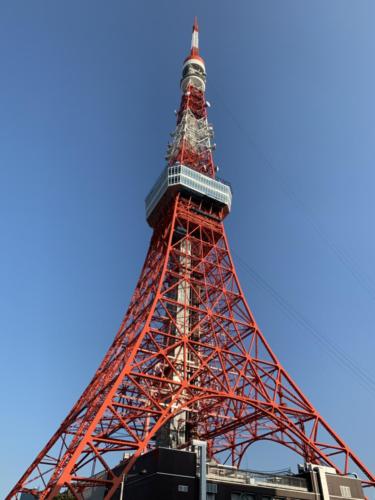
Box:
[210,83,375,302]
[233,251,375,397]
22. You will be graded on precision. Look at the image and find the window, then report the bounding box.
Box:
[178,484,189,493]
[207,483,218,493]
[340,485,351,498]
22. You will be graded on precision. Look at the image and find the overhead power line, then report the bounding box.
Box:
[210,83,375,302]
[233,250,375,397]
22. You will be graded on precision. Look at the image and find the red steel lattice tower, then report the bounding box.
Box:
[8,18,375,499]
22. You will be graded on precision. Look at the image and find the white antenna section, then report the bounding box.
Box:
[191,29,199,50]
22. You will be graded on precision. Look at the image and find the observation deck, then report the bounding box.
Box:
[145,164,232,226]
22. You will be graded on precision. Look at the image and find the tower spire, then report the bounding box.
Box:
[191,16,199,56]
[184,16,205,67]
[164,18,216,180]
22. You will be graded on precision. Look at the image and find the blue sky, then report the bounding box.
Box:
[1,1,375,497]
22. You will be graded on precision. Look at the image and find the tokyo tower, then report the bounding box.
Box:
[8,18,375,499]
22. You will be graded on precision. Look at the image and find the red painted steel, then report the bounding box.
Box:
[168,84,215,177]
[7,18,374,499]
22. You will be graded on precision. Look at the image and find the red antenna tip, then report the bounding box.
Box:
[193,16,199,32]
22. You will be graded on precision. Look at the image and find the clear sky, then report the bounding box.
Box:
[1,1,375,497]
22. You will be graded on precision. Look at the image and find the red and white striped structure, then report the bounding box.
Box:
[7,18,375,499]
[166,17,215,178]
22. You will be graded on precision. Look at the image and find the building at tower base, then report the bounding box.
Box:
[55,447,365,500]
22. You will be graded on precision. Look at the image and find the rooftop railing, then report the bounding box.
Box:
[204,463,309,491]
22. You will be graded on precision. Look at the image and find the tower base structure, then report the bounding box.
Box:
[30,446,364,500]
[9,194,375,498]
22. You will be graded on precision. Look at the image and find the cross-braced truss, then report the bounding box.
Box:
[167,85,215,177]
[8,196,375,499]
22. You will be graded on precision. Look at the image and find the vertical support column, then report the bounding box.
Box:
[170,237,191,447]
[305,464,333,500]
[193,440,207,500]
[316,467,331,500]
